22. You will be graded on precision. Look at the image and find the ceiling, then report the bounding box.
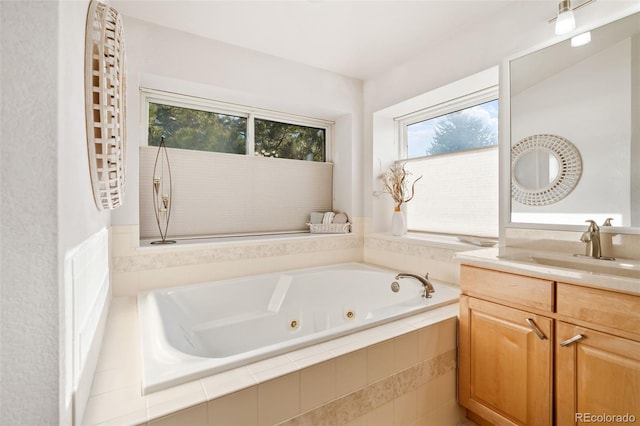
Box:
[109,0,631,80]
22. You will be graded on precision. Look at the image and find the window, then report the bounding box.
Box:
[145,92,328,162]
[139,89,334,240]
[398,88,499,238]
[406,99,498,158]
[148,103,247,154]
[254,119,326,161]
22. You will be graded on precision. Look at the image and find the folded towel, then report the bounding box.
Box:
[310,212,324,224]
[322,212,335,224]
[333,213,348,224]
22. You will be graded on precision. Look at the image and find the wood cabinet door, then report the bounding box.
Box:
[459,296,553,425]
[556,321,640,425]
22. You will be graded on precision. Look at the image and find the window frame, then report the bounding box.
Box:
[395,85,499,160]
[393,85,500,238]
[141,88,334,162]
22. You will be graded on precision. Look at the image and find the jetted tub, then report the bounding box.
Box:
[138,263,460,393]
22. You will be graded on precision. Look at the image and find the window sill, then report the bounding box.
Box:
[137,231,356,251]
[366,232,498,251]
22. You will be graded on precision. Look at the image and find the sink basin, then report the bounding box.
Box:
[501,252,640,280]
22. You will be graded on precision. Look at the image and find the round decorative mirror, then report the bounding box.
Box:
[511,134,582,206]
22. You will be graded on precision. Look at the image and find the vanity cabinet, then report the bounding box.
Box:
[459,266,554,425]
[459,296,553,425]
[556,321,640,424]
[555,283,640,424]
[459,264,640,426]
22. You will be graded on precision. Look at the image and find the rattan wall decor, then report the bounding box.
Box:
[511,134,582,206]
[84,0,126,210]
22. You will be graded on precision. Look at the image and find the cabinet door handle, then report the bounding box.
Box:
[560,334,585,347]
[526,318,547,340]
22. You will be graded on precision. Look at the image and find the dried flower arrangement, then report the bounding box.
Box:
[378,162,423,211]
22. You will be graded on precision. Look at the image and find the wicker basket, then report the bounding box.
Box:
[308,223,351,234]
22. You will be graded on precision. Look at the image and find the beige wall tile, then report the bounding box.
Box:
[343,413,367,426]
[147,381,208,421]
[300,360,336,412]
[111,270,140,297]
[436,318,457,355]
[111,231,135,257]
[209,386,257,426]
[335,349,367,397]
[365,249,422,274]
[394,331,418,371]
[417,325,439,362]
[258,372,300,425]
[83,386,146,425]
[394,388,418,426]
[437,400,465,426]
[417,380,440,425]
[149,403,208,426]
[436,370,457,406]
[366,339,394,384]
[366,400,394,426]
[200,367,257,401]
[90,362,139,396]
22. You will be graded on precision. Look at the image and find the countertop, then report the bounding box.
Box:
[456,247,640,296]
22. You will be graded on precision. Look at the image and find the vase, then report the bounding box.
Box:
[391,208,406,236]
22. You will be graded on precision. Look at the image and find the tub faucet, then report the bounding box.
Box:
[395,272,435,298]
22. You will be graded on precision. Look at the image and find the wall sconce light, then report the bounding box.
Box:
[549,0,596,36]
[571,31,592,47]
[555,0,576,35]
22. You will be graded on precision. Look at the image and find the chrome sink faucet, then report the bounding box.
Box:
[394,272,435,298]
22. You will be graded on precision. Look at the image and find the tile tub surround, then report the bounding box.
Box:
[82,297,461,425]
[111,224,364,296]
[364,233,486,285]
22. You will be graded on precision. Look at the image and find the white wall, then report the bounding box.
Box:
[368,68,499,233]
[631,34,640,225]
[1,1,112,424]
[111,17,364,232]
[362,1,640,232]
[1,2,60,423]
[59,3,114,425]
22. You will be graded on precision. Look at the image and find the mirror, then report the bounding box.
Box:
[511,133,582,206]
[515,150,559,190]
[508,11,640,229]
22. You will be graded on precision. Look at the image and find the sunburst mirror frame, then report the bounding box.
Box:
[84,0,126,210]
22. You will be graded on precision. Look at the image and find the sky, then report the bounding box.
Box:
[406,99,499,158]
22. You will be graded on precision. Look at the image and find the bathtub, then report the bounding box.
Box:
[137,263,460,393]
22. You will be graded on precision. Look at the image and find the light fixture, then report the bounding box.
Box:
[571,31,591,47]
[555,0,576,35]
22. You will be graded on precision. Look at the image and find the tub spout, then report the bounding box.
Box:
[395,272,435,298]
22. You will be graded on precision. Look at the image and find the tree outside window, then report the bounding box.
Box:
[407,99,498,158]
[148,103,326,162]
